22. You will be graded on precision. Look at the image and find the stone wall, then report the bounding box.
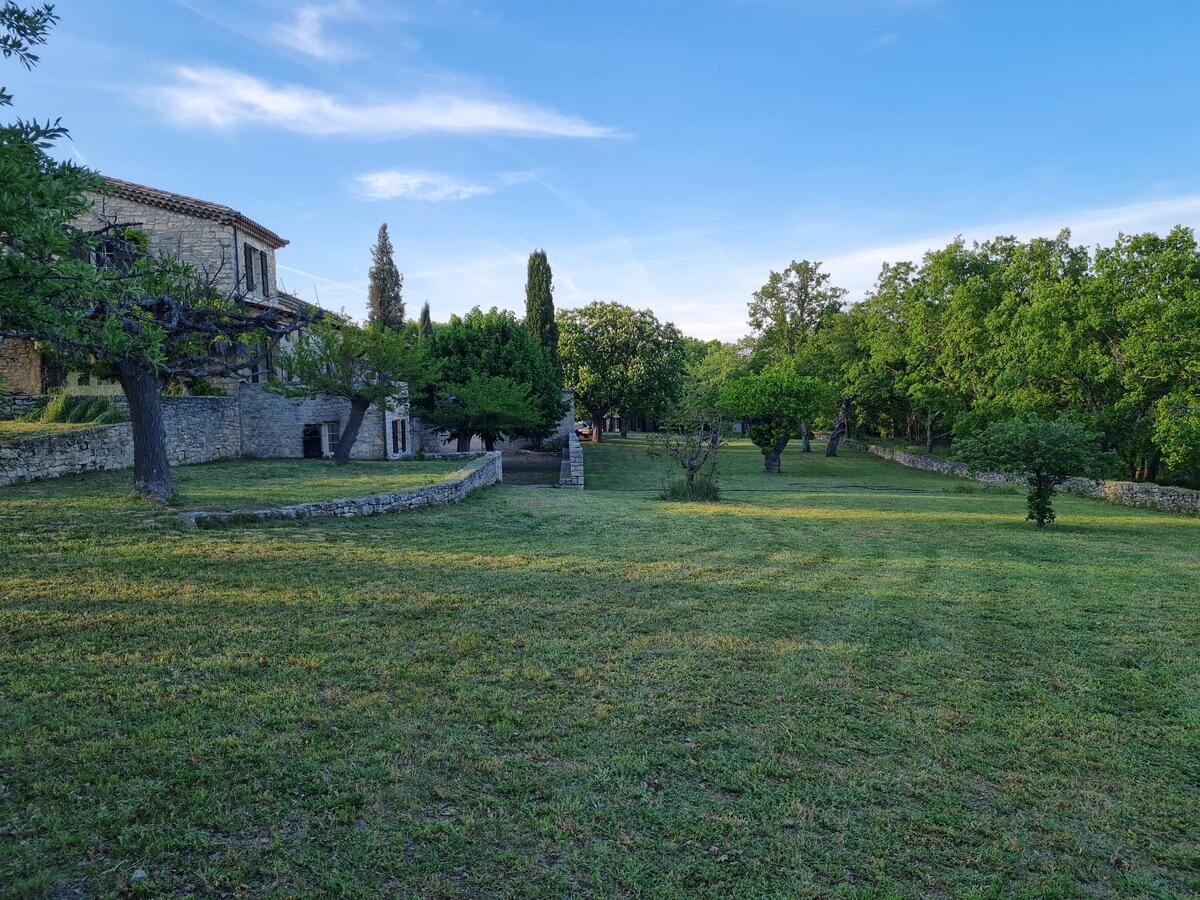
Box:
[842,439,1200,515]
[237,385,389,460]
[0,424,132,487]
[0,396,240,487]
[559,430,584,489]
[76,193,270,300]
[0,392,46,420]
[162,397,242,466]
[183,451,503,528]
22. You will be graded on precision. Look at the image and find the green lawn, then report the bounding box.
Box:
[0,420,97,442]
[1,440,1197,897]
[158,458,466,511]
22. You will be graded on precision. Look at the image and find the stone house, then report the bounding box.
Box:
[1,177,572,463]
[0,177,416,460]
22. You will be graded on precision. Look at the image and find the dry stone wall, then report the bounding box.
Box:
[842,439,1200,515]
[0,397,240,487]
[182,451,502,528]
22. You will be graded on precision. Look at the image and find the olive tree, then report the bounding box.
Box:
[718,368,830,473]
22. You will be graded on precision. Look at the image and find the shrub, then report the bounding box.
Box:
[660,474,720,502]
[954,413,1114,526]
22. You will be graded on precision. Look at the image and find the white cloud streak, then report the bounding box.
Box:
[270,2,362,62]
[354,169,539,201]
[148,66,620,139]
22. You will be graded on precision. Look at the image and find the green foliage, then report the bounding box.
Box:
[718,367,830,471]
[747,259,846,361]
[273,319,433,411]
[954,413,1114,526]
[414,306,564,446]
[17,393,124,425]
[556,301,686,440]
[434,373,542,449]
[366,223,405,330]
[523,249,557,368]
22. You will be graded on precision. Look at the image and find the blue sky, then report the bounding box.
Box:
[8,0,1200,339]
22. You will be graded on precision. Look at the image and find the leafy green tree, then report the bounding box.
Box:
[367,223,404,330]
[748,260,846,450]
[414,307,563,450]
[430,373,542,452]
[718,368,830,473]
[748,260,847,360]
[557,301,685,443]
[524,249,557,367]
[272,319,433,464]
[954,413,1114,527]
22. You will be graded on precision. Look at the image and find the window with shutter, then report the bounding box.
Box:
[243,244,256,293]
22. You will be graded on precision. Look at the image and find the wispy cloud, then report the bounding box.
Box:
[270,1,363,62]
[148,66,621,139]
[356,171,492,202]
[355,169,538,201]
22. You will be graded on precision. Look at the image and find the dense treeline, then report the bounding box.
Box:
[699,227,1200,487]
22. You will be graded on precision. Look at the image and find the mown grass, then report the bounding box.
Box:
[0,420,97,442]
[1,439,1197,897]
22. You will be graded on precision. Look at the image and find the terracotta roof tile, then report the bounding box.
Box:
[102,177,289,250]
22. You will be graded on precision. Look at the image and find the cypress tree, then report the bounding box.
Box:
[417,301,433,343]
[524,249,557,367]
[367,224,405,329]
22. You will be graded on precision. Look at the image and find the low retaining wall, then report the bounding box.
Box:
[559,432,584,489]
[842,439,1200,515]
[182,452,503,528]
[0,397,241,487]
[0,424,131,487]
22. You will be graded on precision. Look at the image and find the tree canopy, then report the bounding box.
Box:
[557,301,685,442]
[718,367,829,473]
[954,413,1113,527]
[524,249,557,369]
[272,319,432,463]
[413,306,564,451]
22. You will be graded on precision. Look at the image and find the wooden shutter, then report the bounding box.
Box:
[243,244,256,292]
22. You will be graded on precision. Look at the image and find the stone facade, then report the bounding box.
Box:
[0,339,45,396]
[237,385,401,461]
[842,439,1200,515]
[559,430,585,489]
[182,451,503,528]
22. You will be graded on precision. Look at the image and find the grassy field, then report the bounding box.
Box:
[1,439,1197,897]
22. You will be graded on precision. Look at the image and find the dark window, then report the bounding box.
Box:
[260,252,270,298]
[302,424,323,459]
[244,244,256,293]
[392,419,407,454]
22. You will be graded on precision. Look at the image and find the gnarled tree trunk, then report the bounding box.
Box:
[456,431,474,452]
[825,400,849,457]
[117,359,173,502]
[763,438,788,474]
[333,397,371,464]
[620,415,629,439]
[484,435,496,451]
[801,422,811,452]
